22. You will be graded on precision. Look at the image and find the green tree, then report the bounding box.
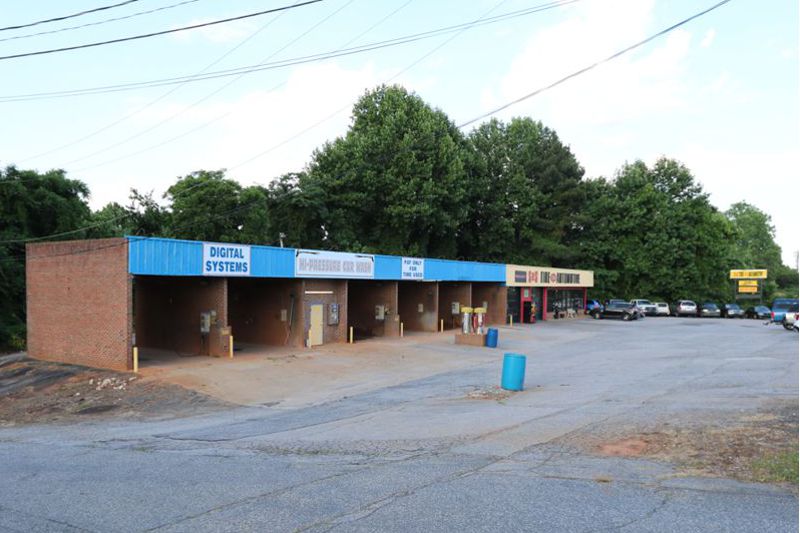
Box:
[89,189,171,238]
[461,117,585,265]
[576,158,734,302]
[165,170,271,244]
[302,85,468,257]
[725,201,784,300]
[0,166,93,349]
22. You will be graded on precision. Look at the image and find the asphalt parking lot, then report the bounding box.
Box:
[0,317,797,532]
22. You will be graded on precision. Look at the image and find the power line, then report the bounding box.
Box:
[0,0,202,44]
[0,0,141,32]
[232,0,517,170]
[46,0,574,174]
[457,0,734,129]
[19,1,299,164]
[63,0,360,168]
[0,0,324,61]
[0,1,577,102]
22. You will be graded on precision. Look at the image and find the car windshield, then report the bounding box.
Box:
[755,306,770,312]
[702,303,718,310]
[726,304,740,310]
[607,302,629,309]
[772,299,798,311]
[680,301,695,306]
[789,304,799,312]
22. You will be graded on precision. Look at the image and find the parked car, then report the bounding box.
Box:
[781,304,798,331]
[721,303,745,318]
[630,299,657,316]
[770,298,799,323]
[744,305,771,319]
[585,299,604,314]
[698,302,721,318]
[591,301,638,321]
[672,300,697,317]
[655,302,670,316]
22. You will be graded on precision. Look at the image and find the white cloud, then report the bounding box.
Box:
[700,28,715,48]
[172,18,257,43]
[484,0,691,127]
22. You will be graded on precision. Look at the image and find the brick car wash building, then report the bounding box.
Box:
[26,237,593,371]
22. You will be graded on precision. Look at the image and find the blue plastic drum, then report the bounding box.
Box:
[486,328,499,348]
[501,353,526,391]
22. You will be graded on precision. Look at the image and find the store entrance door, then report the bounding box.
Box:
[519,288,535,324]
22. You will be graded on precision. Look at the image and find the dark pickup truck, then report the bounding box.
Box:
[590,301,639,321]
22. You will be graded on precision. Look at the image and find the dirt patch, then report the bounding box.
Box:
[0,355,231,426]
[465,386,514,402]
[594,401,799,487]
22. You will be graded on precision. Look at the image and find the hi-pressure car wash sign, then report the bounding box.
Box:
[202,242,251,276]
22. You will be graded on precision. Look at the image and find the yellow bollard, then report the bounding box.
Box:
[132,346,138,373]
[349,326,354,344]
[440,319,444,332]
[400,322,404,337]
[509,314,513,327]
[229,335,234,359]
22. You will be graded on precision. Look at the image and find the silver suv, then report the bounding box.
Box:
[673,300,697,317]
[630,299,657,316]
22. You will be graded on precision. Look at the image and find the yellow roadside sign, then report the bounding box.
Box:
[737,285,759,294]
[730,269,768,279]
[738,280,759,287]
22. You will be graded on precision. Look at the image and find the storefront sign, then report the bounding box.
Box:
[295,250,374,279]
[401,257,425,280]
[730,269,768,279]
[505,264,593,287]
[202,242,251,276]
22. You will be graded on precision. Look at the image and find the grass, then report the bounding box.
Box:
[750,449,799,484]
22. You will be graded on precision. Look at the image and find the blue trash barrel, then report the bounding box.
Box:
[486,328,499,348]
[501,353,526,391]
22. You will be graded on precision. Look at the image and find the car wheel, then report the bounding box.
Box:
[591,312,600,320]
[622,313,631,321]
[783,321,794,331]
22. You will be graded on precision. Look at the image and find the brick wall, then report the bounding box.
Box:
[347,281,399,338]
[301,279,347,345]
[228,278,304,347]
[134,276,228,357]
[26,238,132,371]
[471,283,508,325]
[438,282,473,331]
[397,281,439,332]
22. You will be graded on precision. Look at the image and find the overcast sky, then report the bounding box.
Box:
[1,0,797,266]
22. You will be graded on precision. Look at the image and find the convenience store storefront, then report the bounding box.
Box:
[505,265,594,323]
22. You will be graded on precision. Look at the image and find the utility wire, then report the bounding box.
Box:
[0,1,577,102]
[70,0,419,173]
[20,2,298,164]
[0,0,140,32]
[0,195,271,264]
[64,0,359,168]
[0,0,202,43]
[62,0,572,173]
[0,0,323,61]
[457,0,734,128]
[232,0,516,170]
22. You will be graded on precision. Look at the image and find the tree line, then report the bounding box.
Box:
[1,85,796,349]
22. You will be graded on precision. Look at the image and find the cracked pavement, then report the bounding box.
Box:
[0,318,797,532]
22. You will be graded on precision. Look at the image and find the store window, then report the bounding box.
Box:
[546,289,584,313]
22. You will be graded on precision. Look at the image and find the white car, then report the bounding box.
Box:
[630,299,657,316]
[782,306,798,331]
[655,302,670,316]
